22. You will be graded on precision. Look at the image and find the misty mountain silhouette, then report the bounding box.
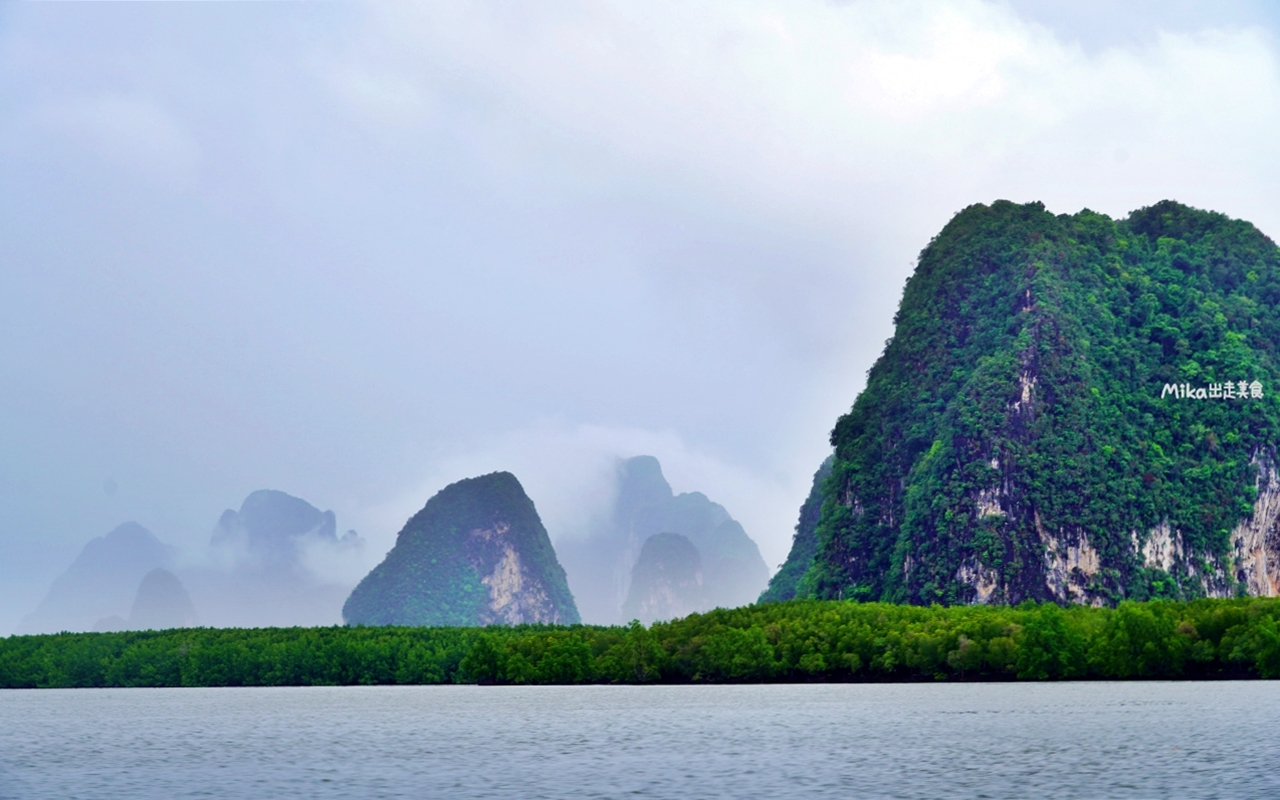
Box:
[621,532,704,624]
[127,568,200,630]
[557,455,769,624]
[183,489,364,628]
[211,489,346,564]
[18,522,174,634]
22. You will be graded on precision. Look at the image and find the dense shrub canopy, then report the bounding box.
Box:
[5,599,1280,687]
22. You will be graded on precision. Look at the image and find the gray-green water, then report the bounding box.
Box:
[1,682,1277,798]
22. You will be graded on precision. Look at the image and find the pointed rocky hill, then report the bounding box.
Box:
[210,488,352,566]
[343,472,579,626]
[621,533,704,624]
[802,200,1280,606]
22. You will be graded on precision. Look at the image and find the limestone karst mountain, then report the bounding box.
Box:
[343,472,580,626]
[18,522,173,634]
[183,489,365,628]
[759,454,834,603]
[557,455,769,624]
[127,568,200,630]
[620,532,704,624]
[801,200,1280,606]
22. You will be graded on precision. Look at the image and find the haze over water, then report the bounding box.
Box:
[2,682,1276,799]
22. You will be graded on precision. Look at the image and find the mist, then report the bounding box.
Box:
[3,1,1280,633]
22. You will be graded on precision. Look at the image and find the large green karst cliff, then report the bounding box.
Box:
[787,199,1280,606]
[344,472,580,626]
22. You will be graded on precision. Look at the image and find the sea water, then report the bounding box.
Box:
[1,682,1277,799]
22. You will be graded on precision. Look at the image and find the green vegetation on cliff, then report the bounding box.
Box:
[5,598,1280,686]
[343,472,579,626]
[760,455,834,603]
[802,200,1280,606]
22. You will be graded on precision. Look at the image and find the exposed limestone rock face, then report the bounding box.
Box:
[1140,521,1182,573]
[1038,514,1103,606]
[343,472,579,627]
[621,533,704,624]
[802,200,1280,606]
[1230,454,1280,597]
[955,559,999,604]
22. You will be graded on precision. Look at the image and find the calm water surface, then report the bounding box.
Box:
[1,682,1277,799]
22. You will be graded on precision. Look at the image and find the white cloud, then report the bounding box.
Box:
[359,420,805,573]
[2,1,1280,628]
[329,1,1279,229]
[320,0,1280,575]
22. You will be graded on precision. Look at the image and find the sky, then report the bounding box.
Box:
[2,1,1280,634]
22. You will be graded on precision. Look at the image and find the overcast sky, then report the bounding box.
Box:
[3,1,1279,634]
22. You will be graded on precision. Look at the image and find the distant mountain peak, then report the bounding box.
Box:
[128,568,199,630]
[558,455,768,623]
[212,489,340,557]
[622,532,704,624]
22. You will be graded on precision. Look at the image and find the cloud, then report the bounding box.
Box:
[331,2,1279,225]
[361,420,805,571]
[1,1,1279,630]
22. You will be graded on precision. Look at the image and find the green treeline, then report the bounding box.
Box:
[5,599,1280,686]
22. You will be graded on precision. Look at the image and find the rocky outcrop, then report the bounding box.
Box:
[1040,527,1102,607]
[343,472,579,627]
[1230,454,1280,597]
[621,533,704,624]
[557,456,769,623]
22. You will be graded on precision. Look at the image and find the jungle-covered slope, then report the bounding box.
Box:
[801,200,1280,606]
[760,454,834,603]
